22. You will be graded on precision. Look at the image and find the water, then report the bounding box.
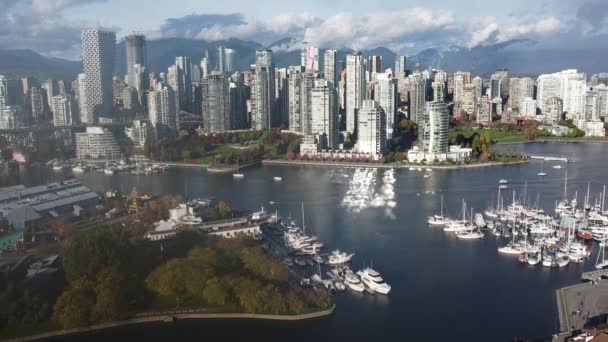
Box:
[37,142,608,341]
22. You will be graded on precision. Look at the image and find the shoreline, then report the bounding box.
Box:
[4,305,335,342]
[262,159,528,170]
[497,138,608,145]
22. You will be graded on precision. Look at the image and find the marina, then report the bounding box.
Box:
[24,142,608,341]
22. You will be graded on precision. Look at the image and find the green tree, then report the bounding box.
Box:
[203,278,229,306]
[52,278,96,329]
[93,267,135,322]
[62,225,131,283]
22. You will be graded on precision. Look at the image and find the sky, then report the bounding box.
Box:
[0,0,607,60]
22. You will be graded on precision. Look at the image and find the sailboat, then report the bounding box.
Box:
[538,161,547,176]
[233,160,245,179]
[428,195,448,226]
[456,208,484,239]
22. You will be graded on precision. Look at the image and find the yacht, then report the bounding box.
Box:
[527,252,542,266]
[327,250,355,265]
[357,268,391,295]
[499,185,509,190]
[428,195,448,226]
[498,244,524,255]
[104,167,116,175]
[499,179,509,184]
[344,270,365,292]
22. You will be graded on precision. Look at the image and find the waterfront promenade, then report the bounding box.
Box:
[5,306,335,342]
[262,159,527,170]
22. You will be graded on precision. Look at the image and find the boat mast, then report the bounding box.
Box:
[602,185,606,213]
[302,202,306,234]
[564,169,568,201]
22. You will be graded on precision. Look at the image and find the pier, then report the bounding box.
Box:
[581,269,608,282]
[529,155,570,163]
[555,279,608,333]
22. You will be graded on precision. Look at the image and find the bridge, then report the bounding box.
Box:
[529,155,570,163]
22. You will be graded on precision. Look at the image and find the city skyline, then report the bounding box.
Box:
[1,0,607,60]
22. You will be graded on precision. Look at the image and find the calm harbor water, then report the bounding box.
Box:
[22,142,608,341]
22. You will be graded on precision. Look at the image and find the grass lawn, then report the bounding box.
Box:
[449,128,527,143]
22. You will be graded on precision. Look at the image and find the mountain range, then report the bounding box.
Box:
[0,38,605,81]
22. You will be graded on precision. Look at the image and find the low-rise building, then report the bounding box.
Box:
[407,145,472,164]
[584,120,606,137]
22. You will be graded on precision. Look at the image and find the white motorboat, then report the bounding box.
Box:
[273,176,283,182]
[552,165,563,169]
[52,164,65,171]
[499,179,508,184]
[527,253,541,266]
[357,268,391,295]
[424,174,431,178]
[425,168,433,172]
[72,165,87,173]
[327,250,355,265]
[344,271,365,292]
[499,185,509,190]
[104,167,116,175]
[408,167,416,171]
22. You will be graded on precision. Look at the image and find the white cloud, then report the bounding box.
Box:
[467,16,562,48]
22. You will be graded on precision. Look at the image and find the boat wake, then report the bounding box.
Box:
[342,169,397,219]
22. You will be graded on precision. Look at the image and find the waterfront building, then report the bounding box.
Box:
[311,79,339,150]
[519,97,537,118]
[323,50,338,88]
[126,34,147,90]
[202,72,230,133]
[251,49,275,130]
[346,52,366,133]
[585,91,601,121]
[81,30,116,123]
[355,100,386,157]
[148,86,177,132]
[301,46,320,72]
[0,179,100,230]
[374,72,398,139]
[75,127,121,160]
[584,120,606,137]
[51,95,75,127]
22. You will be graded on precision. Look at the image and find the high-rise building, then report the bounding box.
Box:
[30,86,46,121]
[201,56,210,79]
[225,48,237,74]
[346,52,366,133]
[477,95,492,125]
[538,70,587,115]
[148,86,177,131]
[490,74,502,99]
[591,73,608,87]
[395,56,407,78]
[323,50,338,88]
[275,67,289,127]
[417,102,449,154]
[461,84,477,118]
[356,100,386,157]
[310,79,339,150]
[585,91,601,121]
[43,79,58,110]
[408,73,426,123]
[545,97,564,125]
[175,56,192,112]
[229,73,248,129]
[125,120,156,148]
[374,72,398,139]
[217,46,226,73]
[300,71,317,135]
[453,72,467,106]
[251,49,275,130]
[288,66,304,132]
[122,87,139,113]
[368,56,382,74]
[112,77,126,106]
[202,72,230,133]
[81,30,116,123]
[77,73,87,122]
[594,84,608,120]
[494,69,510,98]
[52,94,75,127]
[301,46,320,72]
[126,34,147,89]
